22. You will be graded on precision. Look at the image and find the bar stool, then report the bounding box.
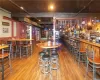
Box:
[0,47,12,80]
[73,40,80,61]
[22,44,31,57]
[50,52,59,70]
[7,41,14,59]
[42,54,50,74]
[77,41,87,66]
[39,51,46,67]
[86,48,100,80]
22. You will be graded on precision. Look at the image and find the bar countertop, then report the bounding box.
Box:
[67,37,100,47]
[79,39,100,47]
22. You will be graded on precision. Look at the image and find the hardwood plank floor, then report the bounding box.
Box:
[1,44,93,80]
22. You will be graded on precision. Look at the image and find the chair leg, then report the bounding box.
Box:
[26,47,28,57]
[78,52,80,66]
[1,58,4,80]
[31,45,32,55]
[9,54,12,72]
[19,46,22,58]
[86,60,89,79]
[93,64,96,80]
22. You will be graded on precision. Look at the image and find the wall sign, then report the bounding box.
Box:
[2,22,10,26]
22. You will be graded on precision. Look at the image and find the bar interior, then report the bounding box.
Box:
[0,0,100,80]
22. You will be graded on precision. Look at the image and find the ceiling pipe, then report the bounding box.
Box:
[74,0,94,17]
[8,0,39,22]
[8,0,30,15]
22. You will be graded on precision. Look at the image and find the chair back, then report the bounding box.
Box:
[86,46,94,61]
[75,40,80,50]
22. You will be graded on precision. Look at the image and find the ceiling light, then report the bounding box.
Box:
[48,4,54,11]
[39,20,41,22]
[88,22,92,26]
[20,6,24,10]
[50,5,54,10]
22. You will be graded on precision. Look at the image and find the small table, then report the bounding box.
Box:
[37,42,61,54]
[0,45,9,80]
[37,42,61,73]
[37,42,61,48]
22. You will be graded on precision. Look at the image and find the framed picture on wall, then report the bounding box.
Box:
[2,28,9,33]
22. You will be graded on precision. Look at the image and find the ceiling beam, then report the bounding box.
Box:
[39,21,53,25]
[12,12,100,18]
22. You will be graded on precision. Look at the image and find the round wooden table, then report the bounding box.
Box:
[37,42,61,54]
[37,42,61,49]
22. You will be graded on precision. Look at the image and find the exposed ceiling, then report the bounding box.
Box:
[0,0,100,24]
[0,0,100,13]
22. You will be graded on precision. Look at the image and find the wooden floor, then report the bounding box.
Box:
[1,44,93,80]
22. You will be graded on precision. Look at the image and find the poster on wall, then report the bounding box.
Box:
[2,28,9,33]
[0,20,11,37]
[2,21,9,33]
[2,22,10,26]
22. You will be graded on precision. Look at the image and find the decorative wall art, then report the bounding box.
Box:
[2,22,10,26]
[2,28,9,33]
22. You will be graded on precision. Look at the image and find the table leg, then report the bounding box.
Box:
[30,44,32,55]
[1,49,4,80]
[20,45,21,58]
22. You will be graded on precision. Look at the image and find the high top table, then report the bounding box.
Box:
[37,42,61,54]
[8,39,34,58]
[37,42,61,73]
[37,42,61,49]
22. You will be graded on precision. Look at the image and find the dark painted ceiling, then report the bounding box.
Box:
[0,0,100,13]
[0,0,100,24]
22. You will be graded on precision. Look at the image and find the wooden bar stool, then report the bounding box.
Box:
[86,48,100,80]
[0,47,12,80]
[76,40,87,66]
[72,40,80,61]
[22,44,31,57]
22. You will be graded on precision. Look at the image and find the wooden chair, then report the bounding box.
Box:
[86,47,100,80]
[77,40,87,66]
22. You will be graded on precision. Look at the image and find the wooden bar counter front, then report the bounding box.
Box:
[79,39,100,58]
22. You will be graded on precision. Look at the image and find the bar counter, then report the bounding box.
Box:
[79,39,100,58]
[63,36,100,58]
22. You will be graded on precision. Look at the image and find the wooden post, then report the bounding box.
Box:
[53,17,56,45]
